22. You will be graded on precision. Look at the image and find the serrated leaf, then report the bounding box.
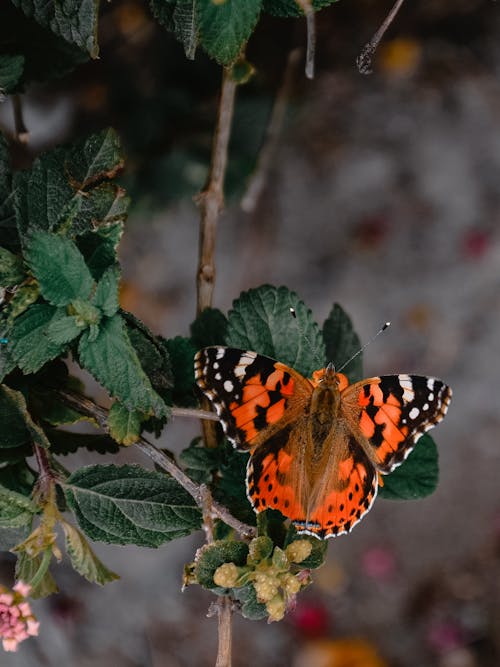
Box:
[15,551,58,598]
[93,265,120,316]
[323,303,363,383]
[26,231,94,306]
[4,284,40,325]
[61,520,119,585]
[164,336,197,407]
[379,434,439,500]
[174,0,199,59]
[30,390,93,427]
[68,128,124,189]
[179,437,220,484]
[108,402,142,446]
[214,445,255,526]
[263,0,337,17]
[195,540,249,589]
[77,223,123,279]
[64,184,130,237]
[190,307,228,349]
[78,314,167,417]
[11,0,101,58]
[0,462,36,496]
[62,464,202,547]
[10,304,67,373]
[0,485,36,528]
[0,247,25,287]
[0,384,51,450]
[226,285,326,377]
[47,313,83,345]
[47,429,120,456]
[197,0,262,65]
[0,54,25,96]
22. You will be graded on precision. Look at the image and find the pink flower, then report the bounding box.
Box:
[0,582,39,652]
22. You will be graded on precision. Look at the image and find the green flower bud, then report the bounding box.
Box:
[266,594,286,622]
[253,572,279,603]
[281,572,301,596]
[285,540,312,564]
[213,562,239,588]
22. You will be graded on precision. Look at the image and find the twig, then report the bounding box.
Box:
[357,0,407,75]
[215,596,233,667]
[12,95,29,144]
[172,407,219,421]
[195,67,237,315]
[295,0,316,79]
[200,484,215,543]
[241,48,302,214]
[57,390,256,539]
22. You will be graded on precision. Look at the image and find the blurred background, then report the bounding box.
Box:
[2,0,500,665]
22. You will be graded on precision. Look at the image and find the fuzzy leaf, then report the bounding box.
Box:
[26,231,94,306]
[65,184,130,237]
[30,390,92,427]
[0,384,32,448]
[78,314,168,417]
[0,462,36,497]
[67,128,124,189]
[195,540,249,590]
[0,485,36,528]
[63,464,202,546]
[0,247,25,287]
[108,402,142,446]
[47,429,120,455]
[197,0,262,65]
[9,304,67,373]
[0,54,25,96]
[123,312,173,394]
[214,447,255,526]
[47,313,83,345]
[323,303,363,383]
[164,336,197,406]
[190,307,228,349]
[77,223,123,279]
[226,285,326,377]
[379,434,439,500]
[11,0,101,58]
[233,583,267,620]
[61,520,119,585]
[93,265,120,316]
[15,551,58,598]
[173,0,199,59]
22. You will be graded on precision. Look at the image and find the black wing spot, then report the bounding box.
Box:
[328,504,333,513]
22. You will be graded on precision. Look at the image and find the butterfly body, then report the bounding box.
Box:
[194,347,452,539]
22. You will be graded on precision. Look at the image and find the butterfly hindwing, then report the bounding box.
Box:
[344,374,452,473]
[194,346,313,450]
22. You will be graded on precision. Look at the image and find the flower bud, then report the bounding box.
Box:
[286,540,312,564]
[253,572,279,603]
[266,594,286,622]
[281,572,301,596]
[213,563,239,588]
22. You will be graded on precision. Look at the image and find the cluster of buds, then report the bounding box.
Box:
[212,537,314,623]
[0,581,39,651]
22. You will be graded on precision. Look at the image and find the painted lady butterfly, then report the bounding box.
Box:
[194,347,452,539]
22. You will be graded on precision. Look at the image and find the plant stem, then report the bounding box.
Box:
[57,390,256,539]
[196,67,237,315]
[357,0,407,74]
[215,596,233,667]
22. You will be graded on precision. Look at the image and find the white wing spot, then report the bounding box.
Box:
[216,348,225,360]
[215,373,221,380]
[428,392,434,401]
[427,378,435,390]
[409,407,420,420]
[213,362,219,369]
[224,380,234,392]
[422,403,429,411]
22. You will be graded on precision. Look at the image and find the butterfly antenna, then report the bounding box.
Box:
[337,321,391,373]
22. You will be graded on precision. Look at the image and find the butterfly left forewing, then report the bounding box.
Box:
[342,374,452,473]
[194,346,313,450]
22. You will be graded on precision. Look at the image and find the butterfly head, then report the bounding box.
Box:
[312,364,349,392]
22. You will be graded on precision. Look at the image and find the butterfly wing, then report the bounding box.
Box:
[342,374,452,473]
[194,346,313,450]
[247,424,378,539]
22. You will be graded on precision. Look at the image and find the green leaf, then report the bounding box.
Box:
[64,184,130,237]
[10,304,67,373]
[0,462,36,496]
[78,314,168,417]
[226,285,326,377]
[0,485,36,528]
[93,265,120,316]
[173,0,199,60]
[61,520,119,585]
[47,313,83,345]
[190,307,228,349]
[179,437,220,484]
[263,0,337,18]
[4,284,39,325]
[197,0,262,65]
[26,231,94,306]
[63,464,202,547]
[323,303,363,383]
[0,54,25,96]
[0,384,31,448]
[0,247,25,287]
[77,223,123,279]
[195,540,249,590]
[14,129,124,243]
[233,582,267,620]
[30,390,93,427]
[379,435,439,500]
[214,445,255,525]
[108,401,142,446]
[164,336,197,407]
[11,0,101,58]
[15,551,58,598]
[47,429,120,456]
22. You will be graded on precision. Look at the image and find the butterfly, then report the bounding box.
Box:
[194,347,452,539]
